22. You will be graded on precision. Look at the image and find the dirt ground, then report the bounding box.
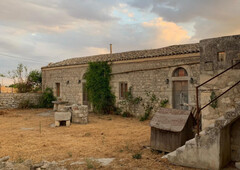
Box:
[0,109,195,169]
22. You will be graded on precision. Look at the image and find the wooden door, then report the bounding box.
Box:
[56,83,60,97]
[82,82,88,105]
[173,81,188,110]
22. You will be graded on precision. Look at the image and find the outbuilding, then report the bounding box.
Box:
[150,108,195,152]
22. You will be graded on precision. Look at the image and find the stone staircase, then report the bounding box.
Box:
[163,101,240,170]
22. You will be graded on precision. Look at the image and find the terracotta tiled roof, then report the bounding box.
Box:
[150,108,192,132]
[44,43,199,68]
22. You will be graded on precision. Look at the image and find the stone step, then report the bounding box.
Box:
[164,101,240,170]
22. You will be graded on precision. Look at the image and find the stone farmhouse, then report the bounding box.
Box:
[42,34,240,169]
[42,43,200,116]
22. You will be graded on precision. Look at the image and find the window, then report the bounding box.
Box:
[56,83,60,97]
[218,52,226,62]
[82,83,88,105]
[172,67,188,77]
[119,82,128,99]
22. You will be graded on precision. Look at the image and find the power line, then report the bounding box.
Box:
[0,53,51,64]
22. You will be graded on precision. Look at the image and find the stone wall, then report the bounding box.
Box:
[42,54,200,116]
[200,35,240,129]
[0,93,42,108]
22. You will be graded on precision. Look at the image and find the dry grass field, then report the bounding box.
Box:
[0,109,194,169]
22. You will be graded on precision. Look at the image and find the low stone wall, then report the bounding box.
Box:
[0,93,42,108]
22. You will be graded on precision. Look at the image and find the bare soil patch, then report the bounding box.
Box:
[0,109,194,169]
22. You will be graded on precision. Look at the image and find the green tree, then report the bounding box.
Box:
[85,62,115,114]
[28,70,42,91]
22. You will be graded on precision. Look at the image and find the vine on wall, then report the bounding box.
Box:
[85,62,115,114]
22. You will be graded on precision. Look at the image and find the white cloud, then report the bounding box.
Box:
[142,18,190,46]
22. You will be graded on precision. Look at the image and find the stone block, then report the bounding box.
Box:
[72,116,88,124]
[236,162,240,169]
[55,121,60,127]
[54,112,71,121]
[66,120,71,126]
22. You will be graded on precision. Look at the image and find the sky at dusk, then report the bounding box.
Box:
[0,0,240,85]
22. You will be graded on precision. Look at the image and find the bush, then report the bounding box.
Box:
[118,86,142,116]
[122,111,131,117]
[18,99,35,109]
[210,91,218,109]
[113,107,122,115]
[39,88,56,108]
[132,153,142,159]
[16,82,32,93]
[140,91,159,121]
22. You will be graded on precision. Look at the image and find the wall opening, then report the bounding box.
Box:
[56,83,60,97]
[172,67,189,110]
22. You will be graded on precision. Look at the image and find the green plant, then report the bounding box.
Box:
[132,153,142,159]
[122,111,131,117]
[28,70,42,91]
[39,88,56,108]
[85,62,115,114]
[18,99,35,109]
[15,82,32,93]
[68,152,72,157]
[16,155,25,163]
[140,91,159,121]
[210,91,218,109]
[160,99,168,108]
[113,107,122,115]
[86,159,95,169]
[118,86,142,116]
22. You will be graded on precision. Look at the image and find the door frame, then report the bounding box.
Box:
[167,66,192,110]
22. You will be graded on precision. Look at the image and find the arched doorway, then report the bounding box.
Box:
[172,67,189,110]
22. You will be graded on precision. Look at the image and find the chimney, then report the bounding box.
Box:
[110,44,112,54]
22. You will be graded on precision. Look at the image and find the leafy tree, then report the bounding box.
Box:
[28,70,42,91]
[85,62,115,114]
[5,64,42,93]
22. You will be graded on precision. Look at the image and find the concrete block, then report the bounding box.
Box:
[55,121,60,127]
[66,120,71,127]
[236,162,240,169]
[54,112,71,121]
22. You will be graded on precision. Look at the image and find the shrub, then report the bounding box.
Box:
[16,82,32,93]
[39,88,56,108]
[210,91,218,109]
[113,107,122,115]
[160,99,168,108]
[118,86,142,116]
[132,153,142,159]
[122,111,131,117]
[140,91,159,121]
[18,99,35,109]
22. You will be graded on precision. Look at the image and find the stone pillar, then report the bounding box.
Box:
[71,104,89,124]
